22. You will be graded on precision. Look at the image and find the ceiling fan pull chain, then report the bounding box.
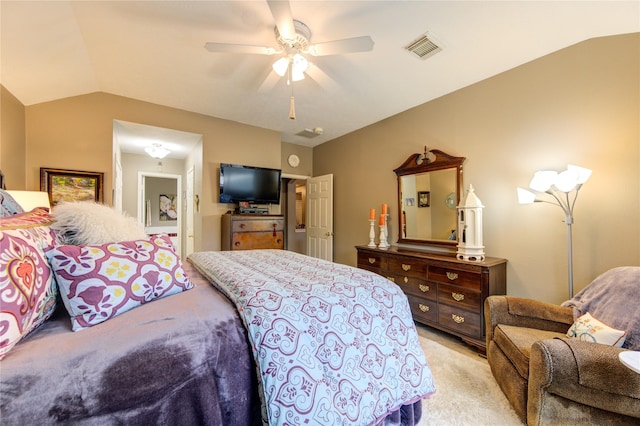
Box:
[289,65,296,120]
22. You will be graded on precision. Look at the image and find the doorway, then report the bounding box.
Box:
[285,178,307,255]
[138,172,182,256]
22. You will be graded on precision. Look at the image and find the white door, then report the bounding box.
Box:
[306,174,333,261]
[185,166,195,257]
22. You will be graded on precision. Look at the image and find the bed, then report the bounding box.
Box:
[0,196,435,425]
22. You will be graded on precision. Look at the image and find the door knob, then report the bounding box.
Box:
[325,231,334,237]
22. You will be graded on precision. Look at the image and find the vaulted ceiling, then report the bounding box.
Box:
[2,1,638,149]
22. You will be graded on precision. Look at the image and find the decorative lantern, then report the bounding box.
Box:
[457,184,485,262]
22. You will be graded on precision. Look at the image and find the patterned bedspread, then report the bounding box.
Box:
[188,250,435,426]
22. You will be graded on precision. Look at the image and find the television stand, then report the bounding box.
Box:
[221,213,284,250]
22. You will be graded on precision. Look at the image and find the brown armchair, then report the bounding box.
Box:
[485,267,640,425]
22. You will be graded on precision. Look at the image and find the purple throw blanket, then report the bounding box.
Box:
[189,250,435,426]
[562,266,640,350]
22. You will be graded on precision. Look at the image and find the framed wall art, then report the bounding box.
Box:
[418,191,431,208]
[40,168,104,206]
[159,194,178,221]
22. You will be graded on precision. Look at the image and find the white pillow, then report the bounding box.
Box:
[567,312,627,347]
[51,201,148,245]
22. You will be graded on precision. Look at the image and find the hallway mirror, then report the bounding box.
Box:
[395,148,465,248]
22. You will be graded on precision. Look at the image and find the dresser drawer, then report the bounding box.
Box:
[429,266,481,290]
[438,303,482,338]
[357,252,387,270]
[437,283,482,312]
[232,219,284,233]
[406,295,438,324]
[392,275,436,301]
[232,231,284,250]
[387,257,427,277]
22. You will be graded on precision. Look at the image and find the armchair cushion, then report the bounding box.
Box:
[562,266,640,350]
[493,325,565,379]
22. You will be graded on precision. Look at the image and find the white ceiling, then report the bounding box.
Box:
[2,1,639,154]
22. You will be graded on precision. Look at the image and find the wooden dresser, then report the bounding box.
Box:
[356,245,507,354]
[221,214,285,250]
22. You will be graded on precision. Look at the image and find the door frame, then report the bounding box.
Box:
[137,171,183,256]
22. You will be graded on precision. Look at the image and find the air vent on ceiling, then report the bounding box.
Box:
[405,33,442,60]
[296,127,324,138]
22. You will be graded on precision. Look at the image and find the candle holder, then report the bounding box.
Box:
[368,219,377,247]
[378,214,390,249]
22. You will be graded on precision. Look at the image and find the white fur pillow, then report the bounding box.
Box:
[51,201,148,245]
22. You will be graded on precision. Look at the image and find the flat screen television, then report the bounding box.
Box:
[219,163,282,204]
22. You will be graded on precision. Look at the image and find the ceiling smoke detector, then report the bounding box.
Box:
[405,33,442,60]
[296,127,323,138]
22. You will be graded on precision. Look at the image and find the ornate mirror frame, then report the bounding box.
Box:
[394,148,465,248]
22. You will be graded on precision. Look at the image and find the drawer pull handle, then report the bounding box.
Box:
[240,224,246,229]
[402,264,411,271]
[419,304,430,312]
[452,314,465,324]
[451,292,465,302]
[368,258,376,264]
[404,276,409,284]
[446,272,459,281]
[387,277,395,283]
[419,284,430,293]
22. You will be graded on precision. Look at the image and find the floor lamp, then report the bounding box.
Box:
[517,165,592,298]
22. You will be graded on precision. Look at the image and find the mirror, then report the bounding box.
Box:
[394,148,465,248]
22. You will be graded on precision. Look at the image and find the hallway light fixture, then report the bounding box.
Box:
[517,164,592,298]
[145,143,170,159]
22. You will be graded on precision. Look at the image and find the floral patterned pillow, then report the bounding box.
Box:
[0,208,58,359]
[567,312,627,347]
[47,234,194,331]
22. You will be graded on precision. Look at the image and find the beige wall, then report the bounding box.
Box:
[23,92,281,251]
[313,33,640,303]
[0,86,26,188]
[281,142,313,177]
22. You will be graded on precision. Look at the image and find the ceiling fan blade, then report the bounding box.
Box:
[267,0,295,41]
[258,72,281,93]
[308,36,374,56]
[204,42,278,55]
[305,63,339,92]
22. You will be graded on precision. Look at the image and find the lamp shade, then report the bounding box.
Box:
[529,171,558,192]
[517,187,536,204]
[292,54,308,73]
[568,164,592,184]
[272,57,289,77]
[6,190,51,211]
[554,169,579,192]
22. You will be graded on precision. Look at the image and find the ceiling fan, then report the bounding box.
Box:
[204,0,374,85]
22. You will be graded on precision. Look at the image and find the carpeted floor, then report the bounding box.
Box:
[415,325,523,425]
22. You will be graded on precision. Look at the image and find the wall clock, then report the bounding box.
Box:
[288,154,300,168]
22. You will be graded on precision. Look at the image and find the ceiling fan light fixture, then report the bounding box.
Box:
[291,68,305,82]
[272,57,289,77]
[292,53,308,73]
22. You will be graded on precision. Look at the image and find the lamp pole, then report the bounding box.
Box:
[519,171,589,299]
[565,213,574,298]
